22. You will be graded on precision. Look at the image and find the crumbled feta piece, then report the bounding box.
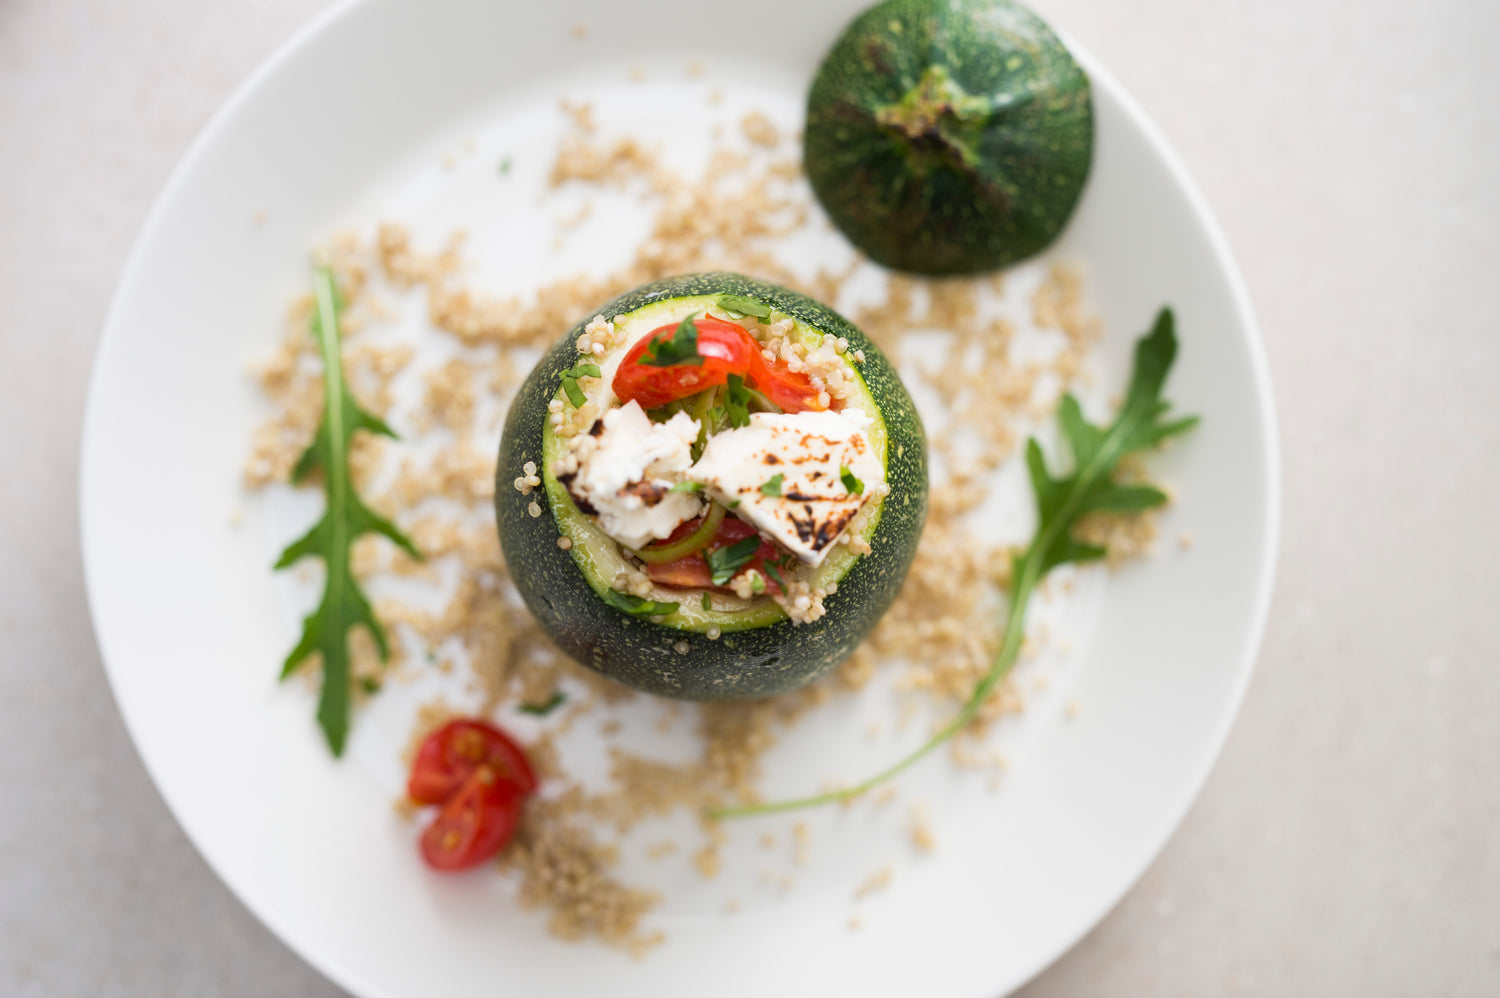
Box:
[688,408,884,566]
[558,400,703,548]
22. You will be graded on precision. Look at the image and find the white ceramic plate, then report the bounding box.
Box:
[81,1,1278,995]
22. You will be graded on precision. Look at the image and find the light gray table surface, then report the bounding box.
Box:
[2,0,1496,994]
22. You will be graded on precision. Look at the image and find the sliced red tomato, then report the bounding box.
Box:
[407,719,538,805]
[612,317,757,409]
[612,316,823,412]
[644,514,786,595]
[747,350,823,414]
[418,766,523,871]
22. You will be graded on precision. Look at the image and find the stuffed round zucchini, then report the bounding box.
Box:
[804,0,1093,275]
[495,273,928,700]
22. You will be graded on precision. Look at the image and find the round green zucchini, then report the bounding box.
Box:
[804,0,1093,275]
[495,273,928,701]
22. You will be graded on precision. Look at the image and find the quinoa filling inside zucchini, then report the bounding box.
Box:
[540,295,889,634]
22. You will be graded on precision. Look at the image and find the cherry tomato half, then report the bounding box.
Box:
[747,350,823,414]
[612,316,757,409]
[418,766,524,871]
[612,316,823,412]
[407,719,538,805]
[644,515,785,595]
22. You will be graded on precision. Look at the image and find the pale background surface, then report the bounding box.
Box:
[2,0,1496,994]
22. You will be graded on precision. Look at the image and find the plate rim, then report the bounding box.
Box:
[79,3,1281,995]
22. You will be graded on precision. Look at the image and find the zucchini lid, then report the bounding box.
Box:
[495,273,928,701]
[805,0,1093,275]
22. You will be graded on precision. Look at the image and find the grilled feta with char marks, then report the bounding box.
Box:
[551,400,703,549]
[689,409,886,567]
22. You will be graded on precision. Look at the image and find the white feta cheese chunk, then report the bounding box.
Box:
[559,400,703,549]
[688,408,885,566]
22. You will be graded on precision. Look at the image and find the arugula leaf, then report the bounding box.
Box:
[710,308,1197,818]
[601,589,680,617]
[724,374,753,429]
[275,266,422,757]
[761,473,784,497]
[704,534,762,585]
[840,465,864,495]
[519,691,567,716]
[716,295,772,319]
[639,314,704,367]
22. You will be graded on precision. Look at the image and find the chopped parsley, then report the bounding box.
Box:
[704,535,761,585]
[760,473,784,497]
[602,590,681,617]
[639,313,704,367]
[840,465,864,495]
[559,375,587,408]
[669,481,704,493]
[748,571,766,594]
[558,362,601,409]
[518,691,567,716]
[716,294,772,319]
[702,592,712,611]
[763,558,787,592]
[724,374,753,429]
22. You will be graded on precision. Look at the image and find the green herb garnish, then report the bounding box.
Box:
[602,589,681,617]
[710,309,1197,818]
[669,481,704,494]
[559,375,587,408]
[705,534,762,585]
[716,295,772,319]
[519,691,567,716]
[702,592,713,611]
[724,374,753,429]
[561,362,602,379]
[763,558,787,592]
[748,570,766,594]
[275,266,422,757]
[499,158,513,175]
[840,465,864,495]
[761,473,784,497]
[639,313,704,367]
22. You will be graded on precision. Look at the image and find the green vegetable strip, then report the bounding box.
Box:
[275,266,421,756]
[631,502,727,564]
[709,309,1197,819]
[690,384,722,460]
[717,294,772,318]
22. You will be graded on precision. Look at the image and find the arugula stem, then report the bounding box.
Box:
[311,268,354,742]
